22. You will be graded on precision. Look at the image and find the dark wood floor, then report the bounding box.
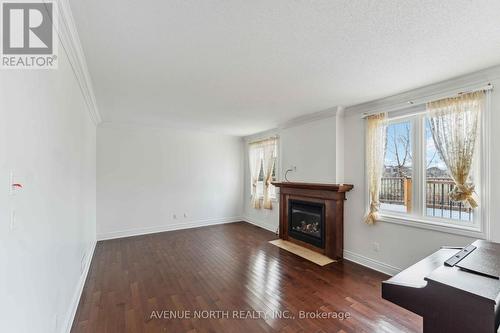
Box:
[72,222,421,333]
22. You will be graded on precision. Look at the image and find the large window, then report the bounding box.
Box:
[378,110,483,229]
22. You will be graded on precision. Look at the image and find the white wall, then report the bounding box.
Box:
[243,115,337,232]
[0,48,97,331]
[243,67,500,275]
[281,117,337,183]
[97,124,244,239]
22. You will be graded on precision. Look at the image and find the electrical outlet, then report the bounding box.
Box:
[183,213,188,218]
[173,214,177,219]
[373,242,380,252]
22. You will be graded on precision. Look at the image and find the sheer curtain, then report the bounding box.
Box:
[249,145,262,209]
[427,91,484,208]
[365,113,387,224]
[262,139,277,209]
[248,137,278,210]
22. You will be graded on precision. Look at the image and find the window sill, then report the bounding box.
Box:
[378,213,485,239]
[255,196,278,202]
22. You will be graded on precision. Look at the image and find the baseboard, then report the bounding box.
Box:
[97,216,242,241]
[343,249,402,276]
[242,216,278,233]
[64,240,97,333]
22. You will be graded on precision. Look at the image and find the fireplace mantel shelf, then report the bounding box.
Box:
[272,182,353,193]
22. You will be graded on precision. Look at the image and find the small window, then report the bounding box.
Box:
[250,139,278,199]
[256,155,278,198]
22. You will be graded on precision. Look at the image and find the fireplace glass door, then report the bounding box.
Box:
[288,199,325,248]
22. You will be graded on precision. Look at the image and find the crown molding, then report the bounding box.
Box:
[243,106,340,141]
[243,128,280,142]
[279,106,338,130]
[53,0,102,125]
[344,64,500,116]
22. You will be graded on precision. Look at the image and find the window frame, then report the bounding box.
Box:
[369,96,490,239]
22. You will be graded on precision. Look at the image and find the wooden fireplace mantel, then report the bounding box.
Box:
[272,182,353,260]
[272,182,353,192]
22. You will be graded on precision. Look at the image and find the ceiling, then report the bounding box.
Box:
[71,0,500,136]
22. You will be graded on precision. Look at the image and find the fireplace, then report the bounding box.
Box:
[273,182,353,260]
[288,200,325,248]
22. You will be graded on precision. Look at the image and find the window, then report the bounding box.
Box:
[424,120,476,222]
[256,158,277,198]
[377,99,485,232]
[249,138,278,199]
[380,120,413,213]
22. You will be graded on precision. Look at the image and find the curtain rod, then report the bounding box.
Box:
[247,135,279,145]
[361,83,493,119]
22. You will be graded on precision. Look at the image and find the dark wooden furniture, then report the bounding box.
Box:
[72,222,421,333]
[272,182,353,260]
[382,239,500,333]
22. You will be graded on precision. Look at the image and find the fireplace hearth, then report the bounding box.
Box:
[288,200,325,248]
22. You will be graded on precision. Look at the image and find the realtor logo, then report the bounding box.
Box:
[1,1,58,69]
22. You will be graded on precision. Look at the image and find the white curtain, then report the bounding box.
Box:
[262,139,277,209]
[249,145,262,209]
[365,113,387,224]
[427,91,483,208]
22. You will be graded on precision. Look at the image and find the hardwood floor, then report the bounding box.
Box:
[72,222,421,333]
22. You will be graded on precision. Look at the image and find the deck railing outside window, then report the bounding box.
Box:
[380,177,472,221]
